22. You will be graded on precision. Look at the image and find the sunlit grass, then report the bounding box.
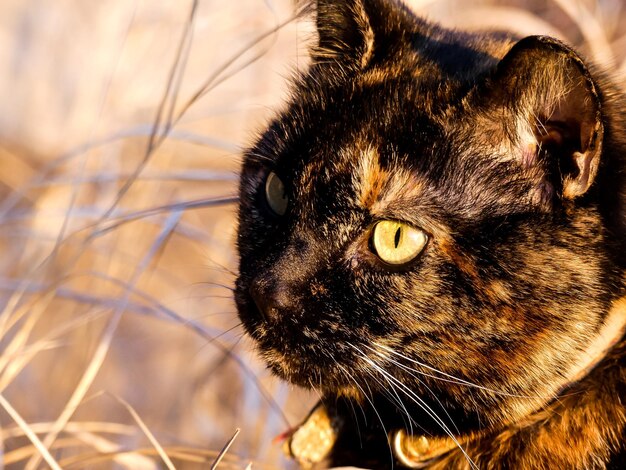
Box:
[0,0,624,468]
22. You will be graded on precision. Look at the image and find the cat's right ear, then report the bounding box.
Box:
[312,0,376,69]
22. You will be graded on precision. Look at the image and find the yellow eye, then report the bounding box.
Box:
[371,221,428,265]
[265,171,288,215]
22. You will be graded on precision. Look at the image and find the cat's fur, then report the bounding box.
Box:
[235,0,626,468]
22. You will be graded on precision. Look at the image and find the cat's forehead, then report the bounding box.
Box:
[274,93,452,227]
[354,147,427,212]
[263,73,525,225]
[297,143,427,215]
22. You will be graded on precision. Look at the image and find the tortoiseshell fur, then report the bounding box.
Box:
[235,0,626,468]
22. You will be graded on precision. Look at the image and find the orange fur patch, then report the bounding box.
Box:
[357,148,389,209]
[355,147,427,213]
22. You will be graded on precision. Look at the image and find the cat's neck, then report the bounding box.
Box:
[564,293,626,386]
[394,290,626,468]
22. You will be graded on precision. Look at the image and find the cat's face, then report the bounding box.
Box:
[236,0,615,431]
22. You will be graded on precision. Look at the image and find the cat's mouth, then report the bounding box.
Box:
[234,284,369,390]
[259,343,369,395]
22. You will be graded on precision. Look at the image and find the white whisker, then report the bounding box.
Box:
[348,343,479,470]
[364,345,463,435]
[373,342,539,400]
[336,363,395,469]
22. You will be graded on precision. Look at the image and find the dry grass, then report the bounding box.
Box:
[0,0,624,468]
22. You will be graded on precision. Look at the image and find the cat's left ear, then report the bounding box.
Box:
[312,0,376,69]
[313,0,405,70]
[480,36,604,200]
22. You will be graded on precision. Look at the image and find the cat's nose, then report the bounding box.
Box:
[249,280,293,322]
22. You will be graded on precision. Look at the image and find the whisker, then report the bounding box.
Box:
[349,353,414,433]
[333,365,365,447]
[373,342,542,400]
[359,358,419,437]
[348,343,478,470]
[336,363,395,469]
[364,356,478,470]
[197,323,244,354]
[339,345,421,437]
[364,345,461,436]
[353,348,438,437]
[245,151,276,164]
[307,377,324,404]
[190,281,236,293]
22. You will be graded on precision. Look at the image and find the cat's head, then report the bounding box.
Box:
[236,0,624,432]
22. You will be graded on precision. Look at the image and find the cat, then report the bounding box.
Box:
[235,0,626,468]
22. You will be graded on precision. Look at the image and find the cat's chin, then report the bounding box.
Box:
[256,343,367,397]
[271,373,366,403]
[263,352,334,389]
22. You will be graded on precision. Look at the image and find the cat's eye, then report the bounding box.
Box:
[371,221,428,266]
[265,171,289,216]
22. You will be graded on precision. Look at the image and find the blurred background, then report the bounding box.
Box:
[0,0,624,468]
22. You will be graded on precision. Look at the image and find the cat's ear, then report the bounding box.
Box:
[482,35,604,200]
[313,0,376,68]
